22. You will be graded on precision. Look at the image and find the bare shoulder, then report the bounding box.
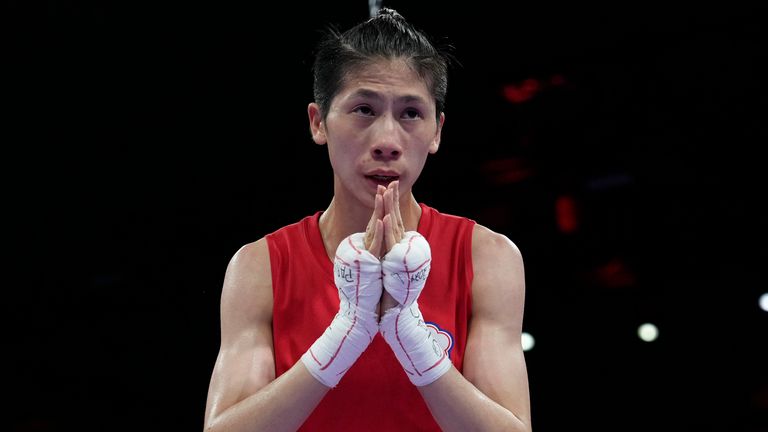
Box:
[205,237,276,425]
[226,237,272,281]
[471,224,524,283]
[470,224,525,319]
[465,224,531,428]
[220,237,273,333]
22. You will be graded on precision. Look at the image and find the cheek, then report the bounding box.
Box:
[413,153,430,171]
[328,143,358,172]
[328,130,366,160]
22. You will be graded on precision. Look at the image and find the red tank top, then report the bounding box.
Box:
[267,203,475,431]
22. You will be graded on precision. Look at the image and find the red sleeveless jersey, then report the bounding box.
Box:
[266,203,475,431]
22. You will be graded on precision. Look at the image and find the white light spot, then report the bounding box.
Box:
[760,293,768,312]
[521,332,535,351]
[637,323,659,342]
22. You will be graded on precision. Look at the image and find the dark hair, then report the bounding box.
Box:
[312,8,451,122]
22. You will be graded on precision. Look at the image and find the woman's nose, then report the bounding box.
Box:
[370,117,403,161]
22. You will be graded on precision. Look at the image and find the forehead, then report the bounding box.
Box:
[338,58,432,100]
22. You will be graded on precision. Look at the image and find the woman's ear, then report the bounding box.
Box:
[429,112,445,154]
[308,102,327,145]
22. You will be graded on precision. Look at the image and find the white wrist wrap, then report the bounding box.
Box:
[380,303,451,386]
[382,231,431,307]
[380,232,450,386]
[301,233,382,387]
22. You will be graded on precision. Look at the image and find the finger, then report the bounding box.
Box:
[369,219,384,258]
[383,213,397,253]
[377,183,387,221]
[364,193,384,250]
[385,181,403,242]
[392,181,404,234]
[376,186,385,219]
[383,186,393,219]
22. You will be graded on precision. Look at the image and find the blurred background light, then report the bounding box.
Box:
[637,323,659,342]
[522,331,535,351]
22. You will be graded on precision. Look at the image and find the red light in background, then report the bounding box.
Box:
[481,157,535,185]
[590,257,636,289]
[502,74,566,103]
[555,195,579,233]
[503,78,540,103]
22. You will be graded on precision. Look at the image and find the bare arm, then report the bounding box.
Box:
[203,238,329,432]
[418,224,532,431]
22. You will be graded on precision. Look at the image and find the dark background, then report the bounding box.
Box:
[6,1,767,431]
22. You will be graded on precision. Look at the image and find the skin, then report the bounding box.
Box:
[203,58,532,432]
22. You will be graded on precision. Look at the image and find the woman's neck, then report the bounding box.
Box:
[318,193,422,260]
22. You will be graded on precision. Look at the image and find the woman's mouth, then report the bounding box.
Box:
[365,174,399,187]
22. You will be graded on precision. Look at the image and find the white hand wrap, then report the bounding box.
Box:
[380,303,451,387]
[380,232,451,386]
[301,233,382,387]
[381,231,431,307]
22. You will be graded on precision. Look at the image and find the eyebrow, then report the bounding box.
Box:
[349,88,428,105]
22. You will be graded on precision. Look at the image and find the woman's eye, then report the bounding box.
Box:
[402,109,422,120]
[354,106,374,116]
